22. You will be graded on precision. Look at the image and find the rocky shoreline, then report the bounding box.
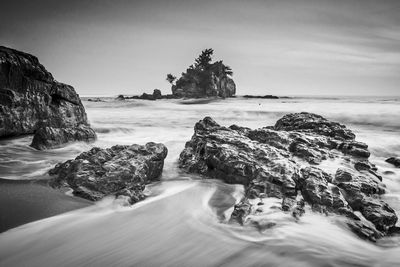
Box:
[178,112,398,241]
[21,111,396,242]
[1,46,399,243]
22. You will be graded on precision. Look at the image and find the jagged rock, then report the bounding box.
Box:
[179,112,397,241]
[0,46,96,149]
[31,125,96,150]
[386,157,400,167]
[49,142,168,204]
[116,94,125,100]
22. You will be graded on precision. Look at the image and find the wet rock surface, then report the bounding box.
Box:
[0,46,96,149]
[179,112,398,241]
[49,142,168,204]
[386,157,400,168]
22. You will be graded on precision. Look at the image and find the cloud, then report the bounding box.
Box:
[1,0,399,95]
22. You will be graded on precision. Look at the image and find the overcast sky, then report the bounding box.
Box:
[1,0,399,96]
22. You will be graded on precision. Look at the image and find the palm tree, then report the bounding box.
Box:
[194,48,214,71]
[166,73,176,85]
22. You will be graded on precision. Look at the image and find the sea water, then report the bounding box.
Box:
[0,96,400,266]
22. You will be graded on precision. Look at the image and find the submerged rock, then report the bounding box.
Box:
[386,157,400,168]
[0,46,96,149]
[49,142,168,204]
[179,112,397,241]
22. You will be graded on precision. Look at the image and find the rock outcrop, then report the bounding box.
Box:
[386,157,400,168]
[179,112,398,241]
[169,49,236,99]
[0,46,96,149]
[49,142,168,204]
[172,73,236,99]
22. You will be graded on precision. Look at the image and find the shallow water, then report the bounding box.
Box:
[1,96,400,266]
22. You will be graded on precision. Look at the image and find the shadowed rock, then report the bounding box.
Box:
[386,157,400,167]
[0,46,96,149]
[179,112,397,241]
[31,125,96,150]
[49,142,168,204]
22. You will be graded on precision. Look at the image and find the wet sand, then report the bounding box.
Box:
[0,178,92,233]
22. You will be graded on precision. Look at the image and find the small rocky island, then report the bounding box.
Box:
[179,112,397,241]
[118,49,236,100]
[0,46,96,149]
[169,48,236,98]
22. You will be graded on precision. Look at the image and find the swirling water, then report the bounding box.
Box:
[1,96,400,266]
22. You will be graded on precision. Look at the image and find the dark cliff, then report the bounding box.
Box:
[0,46,96,149]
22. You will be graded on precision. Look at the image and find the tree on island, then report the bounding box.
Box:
[167,49,236,98]
[166,73,176,85]
[194,48,214,71]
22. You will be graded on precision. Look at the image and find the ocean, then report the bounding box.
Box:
[0,96,400,266]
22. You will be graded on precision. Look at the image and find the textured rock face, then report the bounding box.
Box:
[172,75,236,99]
[179,113,397,241]
[0,46,95,149]
[49,142,168,204]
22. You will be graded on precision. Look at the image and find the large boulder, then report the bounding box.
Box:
[179,113,397,241]
[49,142,168,204]
[0,46,96,149]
